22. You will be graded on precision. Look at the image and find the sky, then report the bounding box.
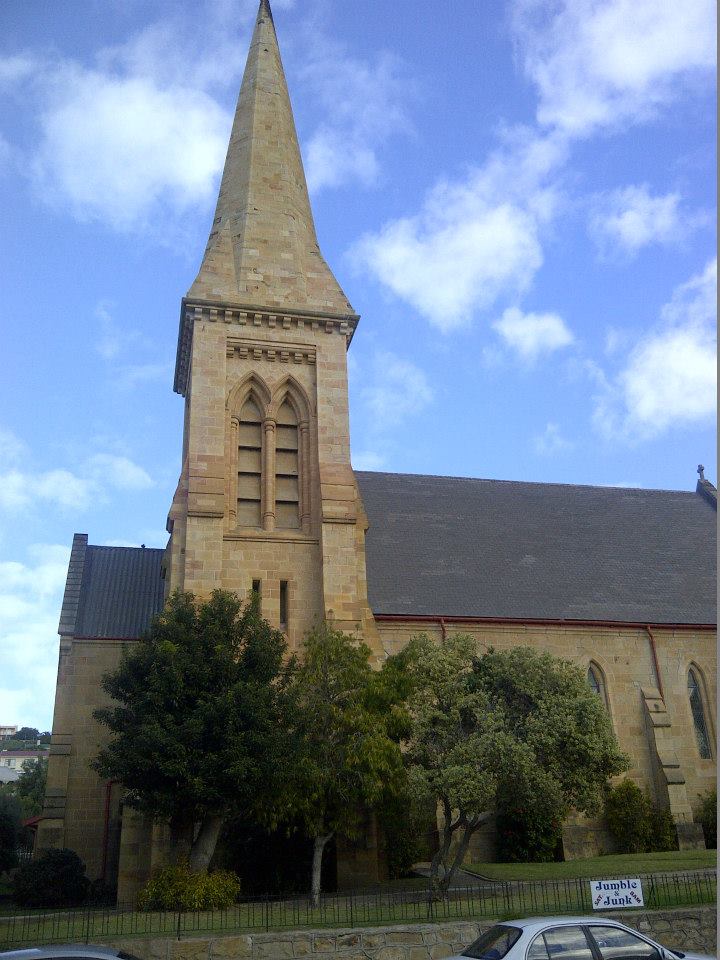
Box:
[0,0,716,730]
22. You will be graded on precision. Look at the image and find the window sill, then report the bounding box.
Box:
[224,529,317,544]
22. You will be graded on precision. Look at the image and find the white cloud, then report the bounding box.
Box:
[493,307,574,362]
[0,435,154,513]
[0,428,26,468]
[352,451,386,471]
[590,185,703,256]
[301,48,412,192]
[354,132,565,330]
[33,66,229,230]
[86,454,154,491]
[593,260,717,439]
[360,351,433,428]
[95,301,122,360]
[533,422,574,455]
[514,0,716,136]
[0,543,71,730]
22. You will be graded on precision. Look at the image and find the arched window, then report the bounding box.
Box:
[587,662,608,709]
[237,397,263,527]
[275,400,300,529]
[688,668,712,759]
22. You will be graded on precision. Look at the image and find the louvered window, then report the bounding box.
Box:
[275,401,300,529]
[237,398,263,527]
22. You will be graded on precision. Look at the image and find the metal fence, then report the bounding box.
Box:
[0,870,715,949]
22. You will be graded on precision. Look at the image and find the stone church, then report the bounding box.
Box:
[37,0,717,902]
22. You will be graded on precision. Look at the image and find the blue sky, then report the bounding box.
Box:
[0,0,716,729]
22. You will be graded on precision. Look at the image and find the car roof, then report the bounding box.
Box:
[502,917,628,931]
[0,948,124,960]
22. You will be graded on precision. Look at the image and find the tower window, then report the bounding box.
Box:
[279,580,288,632]
[237,398,263,526]
[275,401,300,529]
[688,668,711,759]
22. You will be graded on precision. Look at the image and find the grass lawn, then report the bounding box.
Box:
[464,849,717,881]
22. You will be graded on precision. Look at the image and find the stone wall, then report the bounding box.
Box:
[107,907,717,960]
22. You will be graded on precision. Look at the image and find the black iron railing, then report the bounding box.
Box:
[0,869,715,949]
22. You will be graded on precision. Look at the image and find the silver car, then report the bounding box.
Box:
[449,917,715,960]
[0,948,142,960]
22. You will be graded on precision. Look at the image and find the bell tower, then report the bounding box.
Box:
[165,0,379,650]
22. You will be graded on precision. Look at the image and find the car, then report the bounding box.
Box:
[0,948,142,960]
[449,917,715,960]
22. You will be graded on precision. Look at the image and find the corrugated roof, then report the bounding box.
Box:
[74,545,165,638]
[356,472,717,625]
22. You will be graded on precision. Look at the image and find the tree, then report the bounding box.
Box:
[0,793,22,874]
[15,757,48,818]
[93,589,291,872]
[279,625,406,906]
[15,727,39,743]
[403,636,628,894]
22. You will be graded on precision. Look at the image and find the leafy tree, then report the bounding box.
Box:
[93,590,290,872]
[15,757,48,818]
[695,789,717,849]
[403,637,628,894]
[13,848,89,907]
[15,727,39,742]
[0,794,22,874]
[279,625,406,906]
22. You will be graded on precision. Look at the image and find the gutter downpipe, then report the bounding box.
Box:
[645,624,665,702]
[101,780,120,882]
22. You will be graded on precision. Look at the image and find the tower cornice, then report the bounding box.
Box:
[174,298,360,396]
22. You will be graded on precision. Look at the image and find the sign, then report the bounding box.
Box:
[590,878,644,909]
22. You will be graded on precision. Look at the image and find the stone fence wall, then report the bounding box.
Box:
[107,907,716,960]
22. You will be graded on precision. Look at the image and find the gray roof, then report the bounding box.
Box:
[73,544,165,639]
[61,473,716,638]
[356,472,717,625]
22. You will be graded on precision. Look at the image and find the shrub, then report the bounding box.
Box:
[12,848,90,907]
[496,799,563,863]
[695,789,717,849]
[605,780,652,853]
[648,807,678,852]
[137,863,240,911]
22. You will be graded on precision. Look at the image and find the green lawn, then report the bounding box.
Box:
[464,849,717,881]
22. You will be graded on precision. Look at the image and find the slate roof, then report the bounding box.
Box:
[356,472,717,625]
[72,544,165,639]
[61,473,716,639]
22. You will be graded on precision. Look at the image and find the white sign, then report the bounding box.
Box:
[590,878,644,909]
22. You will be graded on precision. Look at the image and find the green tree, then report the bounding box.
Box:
[0,793,22,873]
[403,637,628,894]
[15,756,48,818]
[93,589,290,872]
[15,727,39,743]
[280,625,406,906]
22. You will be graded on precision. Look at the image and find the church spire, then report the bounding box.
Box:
[187,0,353,315]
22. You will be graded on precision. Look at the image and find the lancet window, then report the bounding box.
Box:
[587,662,609,710]
[229,380,310,534]
[688,667,712,759]
[236,398,263,527]
[275,401,300,529]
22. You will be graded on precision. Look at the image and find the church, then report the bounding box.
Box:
[37,0,717,903]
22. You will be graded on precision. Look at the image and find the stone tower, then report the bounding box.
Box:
[165,0,379,650]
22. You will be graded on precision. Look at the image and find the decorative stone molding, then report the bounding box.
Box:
[226,339,316,365]
[174,299,358,395]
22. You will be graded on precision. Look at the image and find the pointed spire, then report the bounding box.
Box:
[187,0,353,316]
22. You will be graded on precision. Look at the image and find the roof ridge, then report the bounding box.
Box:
[354,469,697,496]
[87,544,165,552]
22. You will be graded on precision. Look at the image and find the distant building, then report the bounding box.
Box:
[0,750,45,782]
[0,725,18,738]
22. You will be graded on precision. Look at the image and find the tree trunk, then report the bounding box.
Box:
[438,811,493,894]
[188,814,225,872]
[429,799,455,898]
[169,811,194,864]
[310,832,333,908]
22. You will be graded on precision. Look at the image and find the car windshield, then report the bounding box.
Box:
[463,925,522,960]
